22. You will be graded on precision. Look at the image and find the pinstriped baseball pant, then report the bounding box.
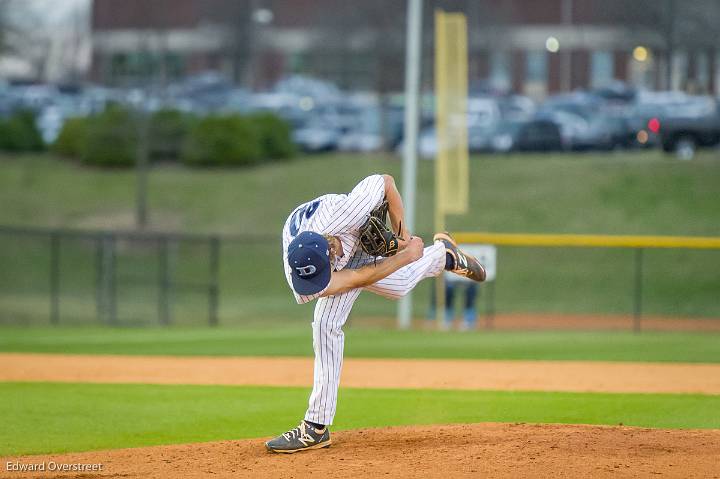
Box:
[304,241,446,425]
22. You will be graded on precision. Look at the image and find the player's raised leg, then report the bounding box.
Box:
[363,241,446,299]
[365,233,486,299]
[433,232,487,282]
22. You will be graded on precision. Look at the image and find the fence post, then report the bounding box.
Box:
[633,248,643,333]
[95,235,104,323]
[208,236,220,327]
[485,281,495,330]
[49,232,60,325]
[158,236,171,325]
[108,235,117,325]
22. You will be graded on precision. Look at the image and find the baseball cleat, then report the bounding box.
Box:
[265,421,331,454]
[433,232,487,282]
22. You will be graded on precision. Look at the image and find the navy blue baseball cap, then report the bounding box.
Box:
[287,231,331,296]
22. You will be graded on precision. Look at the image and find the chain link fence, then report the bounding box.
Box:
[1,226,719,329]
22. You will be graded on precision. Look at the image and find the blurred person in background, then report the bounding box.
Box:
[428,269,480,331]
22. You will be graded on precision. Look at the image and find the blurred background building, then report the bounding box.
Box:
[0,0,717,98]
[87,0,720,97]
[2,0,719,158]
[0,0,90,82]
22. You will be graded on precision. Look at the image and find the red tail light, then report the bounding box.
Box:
[648,117,660,134]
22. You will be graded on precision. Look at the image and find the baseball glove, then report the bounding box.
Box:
[359,200,401,257]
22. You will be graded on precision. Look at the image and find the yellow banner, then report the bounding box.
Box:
[435,10,469,219]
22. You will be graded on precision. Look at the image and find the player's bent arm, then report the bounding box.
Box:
[322,254,413,297]
[383,174,410,240]
[321,237,424,297]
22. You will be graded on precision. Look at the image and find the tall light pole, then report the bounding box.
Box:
[398,0,423,330]
[133,35,152,231]
[135,103,149,230]
[560,0,573,91]
[664,0,676,90]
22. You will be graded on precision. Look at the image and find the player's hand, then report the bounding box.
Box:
[397,230,412,251]
[404,236,424,262]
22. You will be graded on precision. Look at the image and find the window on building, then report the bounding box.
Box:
[630,50,655,90]
[591,51,614,88]
[164,53,186,79]
[716,51,720,96]
[524,51,547,99]
[110,53,128,80]
[526,51,547,83]
[490,51,511,90]
[672,52,688,91]
[696,52,709,94]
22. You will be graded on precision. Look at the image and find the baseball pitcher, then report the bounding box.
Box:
[265,174,486,453]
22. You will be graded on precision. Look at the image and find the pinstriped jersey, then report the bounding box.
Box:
[282,174,385,304]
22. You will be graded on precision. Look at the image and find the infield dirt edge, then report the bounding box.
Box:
[3,352,720,394]
[2,422,719,479]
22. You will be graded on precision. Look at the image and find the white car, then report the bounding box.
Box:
[338,132,383,152]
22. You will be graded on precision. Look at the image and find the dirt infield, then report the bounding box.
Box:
[407,313,720,332]
[478,313,720,331]
[348,313,720,331]
[2,353,720,394]
[2,423,719,479]
[3,353,719,477]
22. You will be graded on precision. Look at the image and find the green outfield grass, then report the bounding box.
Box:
[1,151,719,324]
[1,382,719,456]
[1,326,719,363]
[2,151,719,235]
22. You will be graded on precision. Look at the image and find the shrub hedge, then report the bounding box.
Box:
[80,107,137,167]
[51,108,293,167]
[0,110,44,152]
[149,109,195,160]
[51,117,87,157]
[182,115,262,166]
[248,112,296,160]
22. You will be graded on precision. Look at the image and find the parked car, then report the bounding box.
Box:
[467,97,501,128]
[491,119,564,152]
[292,119,342,152]
[497,94,535,121]
[248,92,310,128]
[167,71,237,114]
[8,83,58,112]
[468,123,498,153]
[334,95,386,152]
[627,91,693,148]
[572,114,634,151]
[338,132,383,152]
[398,125,466,159]
[539,92,600,122]
[406,111,501,159]
[534,110,586,150]
[417,127,437,159]
[591,81,637,106]
[35,106,65,144]
[659,97,720,159]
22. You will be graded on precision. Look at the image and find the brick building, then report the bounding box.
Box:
[90,0,719,97]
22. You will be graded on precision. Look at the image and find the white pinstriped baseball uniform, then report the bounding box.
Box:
[282,175,446,425]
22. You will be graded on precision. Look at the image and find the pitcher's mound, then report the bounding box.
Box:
[3,423,720,478]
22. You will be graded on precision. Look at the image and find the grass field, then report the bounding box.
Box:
[3,382,719,456]
[1,151,719,325]
[2,326,719,457]
[1,153,718,468]
[2,326,720,363]
[3,326,719,457]
[2,151,719,235]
